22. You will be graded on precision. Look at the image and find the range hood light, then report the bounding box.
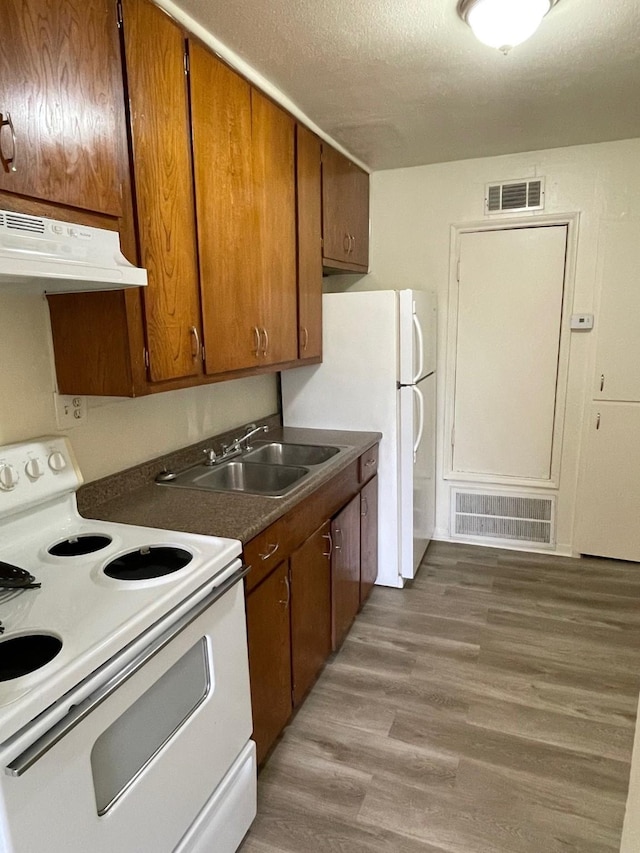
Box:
[459,0,558,54]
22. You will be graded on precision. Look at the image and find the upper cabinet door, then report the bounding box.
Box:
[321,144,369,272]
[121,0,203,383]
[188,43,261,375]
[0,0,124,216]
[296,125,322,361]
[251,90,297,367]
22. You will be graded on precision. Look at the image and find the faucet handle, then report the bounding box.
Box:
[203,447,218,465]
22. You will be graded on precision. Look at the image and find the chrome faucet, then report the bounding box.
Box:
[234,423,269,452]
[202,423,268,466]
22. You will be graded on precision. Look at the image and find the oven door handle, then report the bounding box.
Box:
[5,563,250,778]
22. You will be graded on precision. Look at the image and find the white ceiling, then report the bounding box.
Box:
[173,0,640,170]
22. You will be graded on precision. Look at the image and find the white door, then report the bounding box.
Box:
[576,402,640,562]
[399,374,435,579]
[452,226,568,481]
[593,220,640,402]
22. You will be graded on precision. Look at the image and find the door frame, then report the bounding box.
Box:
[443,212,580,490]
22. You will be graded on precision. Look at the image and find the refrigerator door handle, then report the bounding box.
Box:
[412,384,425,463]
[412,313,425,383]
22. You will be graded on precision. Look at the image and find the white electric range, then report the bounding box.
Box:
[0,436,256,853]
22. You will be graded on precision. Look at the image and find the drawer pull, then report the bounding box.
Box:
[334,528,342,551]
[364,457,375,467]
[0,112,17,174]
[361,496,368,518]
[259,542,279,561]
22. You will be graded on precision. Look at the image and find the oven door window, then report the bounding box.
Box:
[91,638,210,815]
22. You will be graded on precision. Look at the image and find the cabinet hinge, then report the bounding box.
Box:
[201,345,206,363]
[184,49,189,76]
[320,237,324,249]
[144,348,150,369]
[456,259,461,283]
[116,0,123,28]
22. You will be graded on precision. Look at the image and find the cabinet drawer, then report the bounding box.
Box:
[358,445,378,483]
[244,519,295,593]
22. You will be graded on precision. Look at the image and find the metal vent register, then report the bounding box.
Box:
[452,489,555,548]
[485,179,544,214]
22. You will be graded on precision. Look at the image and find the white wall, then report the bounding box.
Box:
[0,291,277,481]
[349,137,640,555]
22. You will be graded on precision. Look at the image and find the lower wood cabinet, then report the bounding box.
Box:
[243,444,379,764]
[245,560,292,766]
[331,496,361,651]
[360,475,379,605]
[291,521,332,707]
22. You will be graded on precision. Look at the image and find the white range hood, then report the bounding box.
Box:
[0,209,147,294]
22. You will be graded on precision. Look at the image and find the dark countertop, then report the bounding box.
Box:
[79,424,381,544]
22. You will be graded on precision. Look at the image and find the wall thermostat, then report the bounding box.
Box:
[570,313,594,331]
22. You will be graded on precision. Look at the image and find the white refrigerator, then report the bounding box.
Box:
[281,289,436,588]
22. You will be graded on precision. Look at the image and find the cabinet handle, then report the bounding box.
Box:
[361,496,368,518]
[189,326,201,361]
[343,233,351,254]
[350,234,356,254]
[600,374,605,392]
[279,573,290,608]
[301,326,309,352]
[259,542,279,561]
[596,413,601,430]
[261,327,269,357]
[253,326,261,357]
[334,528,342,551]
[364,457,375,468]
[322,532,333,558]
[0,112,17,174]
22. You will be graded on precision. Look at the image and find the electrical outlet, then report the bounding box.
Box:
[54,395,87,430]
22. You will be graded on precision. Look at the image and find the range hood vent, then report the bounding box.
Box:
[0,210,147,294]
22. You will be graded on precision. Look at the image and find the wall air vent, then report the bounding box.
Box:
[451,488,555,549]
[485,178,545,214]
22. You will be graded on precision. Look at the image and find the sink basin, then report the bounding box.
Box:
[243,442,341,466]
[163,460,310,497]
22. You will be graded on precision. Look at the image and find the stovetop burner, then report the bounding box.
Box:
[104,546,193,581]
[0,634,62,681]
[0,561,41,590]
[48,534,113,557]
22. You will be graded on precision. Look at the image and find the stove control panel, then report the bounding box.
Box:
[0,437,82,518]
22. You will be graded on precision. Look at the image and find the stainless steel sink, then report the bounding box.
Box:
[159,460,311,497]
[242,441,341,466]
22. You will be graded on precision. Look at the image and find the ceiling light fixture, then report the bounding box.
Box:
[458,0,559,54]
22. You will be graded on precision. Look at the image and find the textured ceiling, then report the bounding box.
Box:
[172,0,640,170]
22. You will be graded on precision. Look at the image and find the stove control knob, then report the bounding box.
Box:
[48,451,67,473]
[25,458,44,481]
[0,464,19,491]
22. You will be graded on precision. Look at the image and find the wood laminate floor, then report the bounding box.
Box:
[239,541,640,853]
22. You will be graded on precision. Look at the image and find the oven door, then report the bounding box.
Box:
[0,562,254,853]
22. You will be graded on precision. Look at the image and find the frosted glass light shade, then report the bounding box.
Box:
[465,0,552,51]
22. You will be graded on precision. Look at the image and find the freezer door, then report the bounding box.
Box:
[399,290,437,384]
[399,374,436,579]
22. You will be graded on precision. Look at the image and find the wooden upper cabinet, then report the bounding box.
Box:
[189,42,259,375]
[121,0,203,383]
[321,144,369,272]
[295,125,322,362]
[189,46,297,375]
[0,0,124,216]
[252,90,297,367]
